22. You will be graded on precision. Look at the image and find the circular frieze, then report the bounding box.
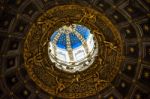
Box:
[24,5,123,98]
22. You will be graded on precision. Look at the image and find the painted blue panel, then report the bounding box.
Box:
[50,24,90,49]
[56,33,67,49]
[50,31,58,41]
[76,25,90,40]
[69,33,82,49]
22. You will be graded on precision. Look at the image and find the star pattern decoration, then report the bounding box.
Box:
[50,24,90,49]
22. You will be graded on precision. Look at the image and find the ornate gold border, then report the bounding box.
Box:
[24,5,124,98]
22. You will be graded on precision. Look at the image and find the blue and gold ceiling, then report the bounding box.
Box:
[0,0,150,99]
[50,24,90,49]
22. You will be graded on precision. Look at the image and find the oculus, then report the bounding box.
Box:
[48,24,98,73]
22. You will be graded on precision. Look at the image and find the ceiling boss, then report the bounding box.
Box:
[24,5,123,98]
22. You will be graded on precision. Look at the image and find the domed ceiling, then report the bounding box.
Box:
[0,0,150,99]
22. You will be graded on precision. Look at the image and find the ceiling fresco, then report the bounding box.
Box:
[0,0,150,99]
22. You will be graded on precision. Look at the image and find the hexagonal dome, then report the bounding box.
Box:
[48,24,97,73]
[50,24,90,49]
